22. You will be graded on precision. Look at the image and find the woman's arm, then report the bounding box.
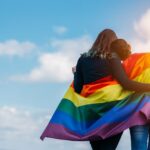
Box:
[74,57,84,94]
[109,54,150,92]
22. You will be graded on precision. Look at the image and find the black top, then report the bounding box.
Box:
[74,56,111,93]
[74,53,150,94]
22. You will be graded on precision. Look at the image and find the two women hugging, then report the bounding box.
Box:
[41,29,150,150]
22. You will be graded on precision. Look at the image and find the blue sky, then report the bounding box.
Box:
[0,0,150,150]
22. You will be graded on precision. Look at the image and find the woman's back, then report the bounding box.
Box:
[74,55,111,93]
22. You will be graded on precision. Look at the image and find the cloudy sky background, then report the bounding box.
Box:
[0,0,150,149]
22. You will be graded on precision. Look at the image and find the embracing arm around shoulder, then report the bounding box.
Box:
[109,53,150,92]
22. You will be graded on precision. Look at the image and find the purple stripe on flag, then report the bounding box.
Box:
[40,109,148,141]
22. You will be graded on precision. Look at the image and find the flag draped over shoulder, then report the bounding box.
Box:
[41,53,150,141]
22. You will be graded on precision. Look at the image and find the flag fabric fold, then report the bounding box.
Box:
[41,53,150,141]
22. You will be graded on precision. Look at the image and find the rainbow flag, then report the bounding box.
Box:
[41,53,150,141]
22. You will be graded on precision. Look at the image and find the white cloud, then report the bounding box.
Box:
[0,40,36,56]
[0,106,65,150]
[132,9,150,52]
[0,105,131,150]
[131,38,150,53]
[53,26,68,35]
[11,35,92,83]
[0,106,38,140]
[0,106,42,149]
[134,9,150,40]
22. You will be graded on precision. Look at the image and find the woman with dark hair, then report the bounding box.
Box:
[74,29,150,150]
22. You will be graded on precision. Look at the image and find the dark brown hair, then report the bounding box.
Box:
[86,29,117,58]
[110,39,131,60]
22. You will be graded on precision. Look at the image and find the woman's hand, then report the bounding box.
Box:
[72,66,76,74]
